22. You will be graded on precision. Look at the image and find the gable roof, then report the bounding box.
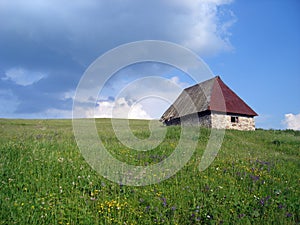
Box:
[161,76,257,121]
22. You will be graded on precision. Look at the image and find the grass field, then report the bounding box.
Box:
[0,118,299,224]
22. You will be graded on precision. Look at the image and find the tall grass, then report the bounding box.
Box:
[0,118,299,224]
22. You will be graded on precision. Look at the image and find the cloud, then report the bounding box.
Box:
[72,70,189,120]
[283,113,300,130]
[0,0,236,118]
[2,67,46,86]
[88,97,152,119]
[0,0,236,65]
[170,76,189,88]
[170,0,236,54]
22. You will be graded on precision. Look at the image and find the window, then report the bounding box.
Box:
[231,116,239,123]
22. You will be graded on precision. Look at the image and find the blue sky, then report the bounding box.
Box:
[0,0,299,129]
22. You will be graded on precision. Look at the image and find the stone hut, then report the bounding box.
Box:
[160,76,258,130]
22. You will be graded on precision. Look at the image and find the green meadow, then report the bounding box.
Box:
[0,118,299,224]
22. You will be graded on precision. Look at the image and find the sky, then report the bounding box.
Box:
[0,0,299,130]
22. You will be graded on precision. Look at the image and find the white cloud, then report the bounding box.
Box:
[283,113,300,130]
[88,97,152,119]
[3,67,46,86]
[76,75,185,120]
[170,76,189,88]
[0,0,236,61]
[168,0,236,54]
[61,90,75,100]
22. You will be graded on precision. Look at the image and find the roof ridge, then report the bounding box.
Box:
[184,76,218,90]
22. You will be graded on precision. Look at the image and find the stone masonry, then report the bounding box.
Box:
[211,113,255,131]
[178,112,255,131]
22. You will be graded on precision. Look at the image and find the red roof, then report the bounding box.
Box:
[209,76,258,116]
[161,76,257,121]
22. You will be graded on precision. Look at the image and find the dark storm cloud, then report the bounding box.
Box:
[0,0,235,118]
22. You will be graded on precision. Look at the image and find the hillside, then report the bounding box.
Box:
[0,118,299,224]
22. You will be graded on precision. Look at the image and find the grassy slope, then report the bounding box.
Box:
[0,118,299,224]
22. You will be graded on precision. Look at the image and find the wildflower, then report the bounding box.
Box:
[274,189,281,195]
[250,175,260,182]
[161,197,167,207]
[57,157,64,163]
[238,213,245,218]
[260,196,271,206]
[156,192,162,197]
[204,185,210,192]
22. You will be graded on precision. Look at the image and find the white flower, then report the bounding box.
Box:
[57,157,64,163]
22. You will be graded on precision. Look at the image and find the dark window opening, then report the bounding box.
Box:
[231,116,239,123]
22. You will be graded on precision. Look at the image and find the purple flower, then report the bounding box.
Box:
[250,174,260,182]
[204,185,210,191]
[161,197,167,207]
[286,213,292,218]
[145,205,150,212]
[171,206,176,211]
[260,196,271,206]
[278,204,284,209]
[238,213,245,218]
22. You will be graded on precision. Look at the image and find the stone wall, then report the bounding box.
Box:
[180,113,211,127]
[198,114,212,127]
[211,113,255,131]
[166,112,256,131]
